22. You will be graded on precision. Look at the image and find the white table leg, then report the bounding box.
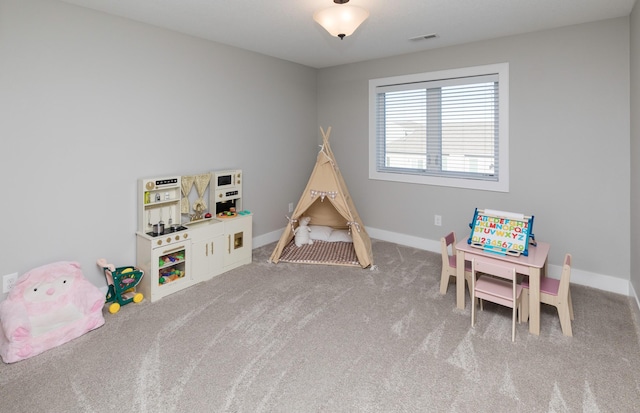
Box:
[529,267,541,335]
[456,249,466,310]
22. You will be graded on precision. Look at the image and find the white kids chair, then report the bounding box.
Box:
[521,253,574,336]
[439,232,473,297]
[471,257,523,342]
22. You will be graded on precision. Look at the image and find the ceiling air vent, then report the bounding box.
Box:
[409,33,438,41]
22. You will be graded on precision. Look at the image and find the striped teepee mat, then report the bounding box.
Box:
[278,239,359,267]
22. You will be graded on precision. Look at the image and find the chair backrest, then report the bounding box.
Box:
[473,257,517,282]
[441,232,456,269]
[557,253,572,298]
[472,256,518,308]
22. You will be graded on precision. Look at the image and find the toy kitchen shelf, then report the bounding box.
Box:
[138,176,182,234]
[135,174,252,303]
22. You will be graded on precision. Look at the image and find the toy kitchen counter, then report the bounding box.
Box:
[136,173,252,302]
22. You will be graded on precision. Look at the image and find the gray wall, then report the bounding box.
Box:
[317,18,631,284]
[0,0,318,290]
[632,2,640,300]
[1,0,637,299]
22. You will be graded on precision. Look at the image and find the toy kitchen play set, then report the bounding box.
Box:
[136,169,252,302]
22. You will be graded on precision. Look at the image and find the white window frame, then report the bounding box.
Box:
[369,63,509,192]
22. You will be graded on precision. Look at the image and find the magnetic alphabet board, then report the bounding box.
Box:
[467,208,535,256]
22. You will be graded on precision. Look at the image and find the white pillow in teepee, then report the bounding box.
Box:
[327,230,352,242]
[309,225,333,241]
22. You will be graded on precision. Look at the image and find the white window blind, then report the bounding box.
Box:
[369,63,509,192]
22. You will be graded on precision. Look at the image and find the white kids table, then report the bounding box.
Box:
[455,240,551,336]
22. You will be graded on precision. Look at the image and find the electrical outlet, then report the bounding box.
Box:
[434,215,442,226]
[288,202,294,213]
[3,272,18,294]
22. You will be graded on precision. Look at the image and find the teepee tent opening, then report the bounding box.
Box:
[269,127,373,268]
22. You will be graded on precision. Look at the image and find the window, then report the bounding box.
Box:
[369,63,509,192]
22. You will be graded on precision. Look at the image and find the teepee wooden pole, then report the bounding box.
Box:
[320,126,331,143]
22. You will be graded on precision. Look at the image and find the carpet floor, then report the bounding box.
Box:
[1,240,639,412]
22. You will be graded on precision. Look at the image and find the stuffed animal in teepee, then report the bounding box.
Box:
[293,216,313,247]
[0,261,105,363]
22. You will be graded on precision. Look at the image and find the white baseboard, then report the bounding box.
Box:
[253,229,285,249]
[631,281,640,310]
[255,226,634,298]
[363,227,633,297]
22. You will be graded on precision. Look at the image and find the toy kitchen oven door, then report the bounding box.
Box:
[213,169,243,216]
[136,176,194,302]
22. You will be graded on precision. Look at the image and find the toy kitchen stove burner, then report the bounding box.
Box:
[146,225,188,237]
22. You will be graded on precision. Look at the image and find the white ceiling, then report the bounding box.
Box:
[60,0,636,69]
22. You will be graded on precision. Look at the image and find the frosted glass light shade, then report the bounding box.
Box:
[313,5,369,39]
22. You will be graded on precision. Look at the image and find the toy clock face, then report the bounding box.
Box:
[146,181,155,190]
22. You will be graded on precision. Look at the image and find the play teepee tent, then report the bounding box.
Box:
[270,127,373,268]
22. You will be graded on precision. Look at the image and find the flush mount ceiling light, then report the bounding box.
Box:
[313,0,370,40]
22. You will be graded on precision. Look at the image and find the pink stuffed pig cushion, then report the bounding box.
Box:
[0,261,105,363]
